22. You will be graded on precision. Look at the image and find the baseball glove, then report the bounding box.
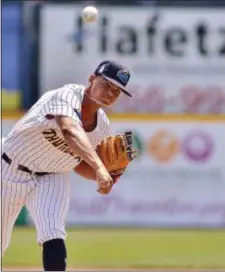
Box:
[96,131,139,181]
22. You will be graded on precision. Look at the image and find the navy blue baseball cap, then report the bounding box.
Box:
[94,60,132,97]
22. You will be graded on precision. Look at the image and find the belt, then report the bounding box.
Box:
[2,153,50,176]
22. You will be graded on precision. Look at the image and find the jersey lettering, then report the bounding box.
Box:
[43,129,74,156]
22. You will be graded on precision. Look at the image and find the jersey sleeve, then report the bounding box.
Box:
[42,86,82,123]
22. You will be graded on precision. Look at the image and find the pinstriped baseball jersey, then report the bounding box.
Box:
[1,84,115,253]
[3,84,114,173]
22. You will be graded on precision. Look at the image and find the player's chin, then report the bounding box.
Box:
[100,99,116,108]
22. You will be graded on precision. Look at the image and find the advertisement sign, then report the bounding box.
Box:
[39,5,225,113]
[2,3,22,111]
[66,119,225,227]
[2,119,225,227]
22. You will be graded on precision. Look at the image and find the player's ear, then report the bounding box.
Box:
[88,74,96,83]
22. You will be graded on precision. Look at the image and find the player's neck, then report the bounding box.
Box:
[82,93,101,119]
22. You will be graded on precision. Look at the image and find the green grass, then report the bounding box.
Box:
[2,227,225,269]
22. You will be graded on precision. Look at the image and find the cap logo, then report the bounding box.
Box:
[117,70,130,85]
[98,64,105,74]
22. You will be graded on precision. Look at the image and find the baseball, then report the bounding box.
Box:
[82,6,98,22]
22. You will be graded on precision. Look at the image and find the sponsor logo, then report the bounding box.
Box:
[70,13,225,58]
[182,131,214,162]
[132,132,143,159]
[148,130,214,163]
[148,130,180,162]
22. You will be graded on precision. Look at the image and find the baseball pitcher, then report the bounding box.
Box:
[1,60,138,271]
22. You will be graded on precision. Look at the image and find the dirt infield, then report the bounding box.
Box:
[2,268,225,272]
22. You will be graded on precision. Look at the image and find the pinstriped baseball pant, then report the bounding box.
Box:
[1,159,70,256]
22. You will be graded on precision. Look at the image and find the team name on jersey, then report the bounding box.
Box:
[42,129,80,161]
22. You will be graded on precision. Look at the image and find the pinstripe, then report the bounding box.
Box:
[51,173,69,241]
[50,175,57,240]
[1,160,35,254]
[26,178,44,242]
[2,83,114,251]
[58,175,69,232]
[2,161,12,252]
[52,174,64,240]
[4,162,16,249]
[25,182,41,239]
[20,134,53,168]
[6,129,26,146]
[56,174,67,230]
[5,130,30,156]
[49,173,68,241]
[44,174,55,242]
[15,171,25,212]
[55,175,66,235]
[41,88,81,123]
[11,129,45,163]
[6,127,42,158]
[3,85,88,172]
[38,178,47,241]
[26,173,69,244]
[63,91,69,116]
[45,174,54,241]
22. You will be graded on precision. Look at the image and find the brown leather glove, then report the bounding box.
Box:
[96,131,139,181]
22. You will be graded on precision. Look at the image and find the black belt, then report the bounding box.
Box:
[2,153,50,176]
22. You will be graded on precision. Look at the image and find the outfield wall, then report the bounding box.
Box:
[2,116,225,228]
[39,4,225,114]
[3,3,225,113]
